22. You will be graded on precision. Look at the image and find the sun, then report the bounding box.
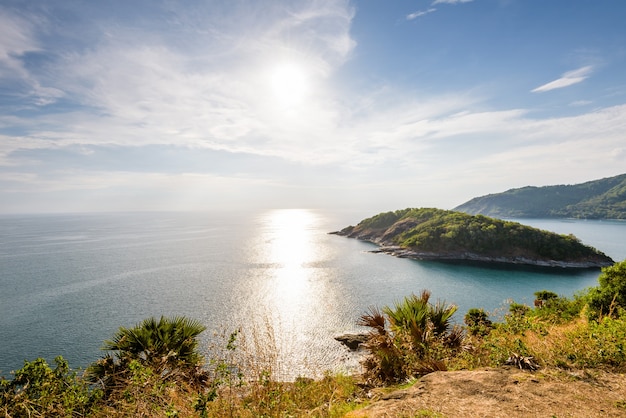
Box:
[269,62,310,107]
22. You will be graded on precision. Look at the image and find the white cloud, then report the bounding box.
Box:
[570,100,592,107]
[407,9,437,20]
[1,1,625,213]
[531,66,593,93]
[4,100,626,212]
[0,9,65,106]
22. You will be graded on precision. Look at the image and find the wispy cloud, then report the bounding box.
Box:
[531,66,593,93]
[407,0,472,21]
[0,1,357,159]
[432,0,474,4]
[407,8,437,20]
[0,12,38,77]
[0,10,65,107]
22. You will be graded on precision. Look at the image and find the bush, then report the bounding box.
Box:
[534,290,558,303]
[0,356,96,417]
[464,308,492,336]
[508,302,530,317]
[358,290,463,384]
[587,260,626,320]
[86,316,208,394]
[532,294,585,323]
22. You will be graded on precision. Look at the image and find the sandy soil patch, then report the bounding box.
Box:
[346,367,626,417]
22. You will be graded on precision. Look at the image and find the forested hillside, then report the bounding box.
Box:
[454,173,626,219]
[334,208,613,268]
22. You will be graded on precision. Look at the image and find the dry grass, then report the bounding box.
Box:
[192,317,366,417]
[450,305,626,375]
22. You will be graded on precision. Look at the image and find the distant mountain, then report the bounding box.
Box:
[332,208,613,268]
[454,174,626,219]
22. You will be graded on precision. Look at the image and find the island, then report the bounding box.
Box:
[331,208,614,268]
[454,173,626,219]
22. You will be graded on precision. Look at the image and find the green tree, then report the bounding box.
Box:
[587,260,626,319]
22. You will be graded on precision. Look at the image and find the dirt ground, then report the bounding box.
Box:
[345,367,626,418]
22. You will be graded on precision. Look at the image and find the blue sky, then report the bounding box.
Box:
[1,0,625,214]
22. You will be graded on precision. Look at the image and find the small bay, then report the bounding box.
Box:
[1,210,625,378]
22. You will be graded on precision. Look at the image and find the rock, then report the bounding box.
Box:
[367,246,612,268]
[334,333,368,350]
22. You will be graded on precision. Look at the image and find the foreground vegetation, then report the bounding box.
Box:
[2,261,626,417]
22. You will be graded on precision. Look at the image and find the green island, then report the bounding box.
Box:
[332,207,614,268]
[2,261,626,417]
[454,172,626,219]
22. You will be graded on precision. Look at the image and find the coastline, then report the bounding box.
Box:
[369,245,613,269]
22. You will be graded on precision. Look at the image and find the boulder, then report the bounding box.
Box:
[334,333,368,350]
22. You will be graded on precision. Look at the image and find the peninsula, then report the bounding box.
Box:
[331,208,614,268]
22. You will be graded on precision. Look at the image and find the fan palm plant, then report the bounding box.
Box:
[102,316,205,368]
[86,316,206,389]
[358,290,462,383]
[383,290,431,348]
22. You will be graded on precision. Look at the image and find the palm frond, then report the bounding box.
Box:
[358,306,387,335]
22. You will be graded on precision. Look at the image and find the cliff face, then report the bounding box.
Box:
[332,208,614,268]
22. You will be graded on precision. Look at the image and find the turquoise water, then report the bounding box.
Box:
[1,210,624,378]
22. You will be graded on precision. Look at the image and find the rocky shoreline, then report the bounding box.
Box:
[369,245,613,269]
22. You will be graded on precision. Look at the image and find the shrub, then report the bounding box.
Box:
[0,356,96,417]
[587,260,626,320]
[508,302,530,317]
[358,290,463,384]
[534,290,558,303]
[86,316,208,395]
[464,308,492,336]
[532,294,585,323]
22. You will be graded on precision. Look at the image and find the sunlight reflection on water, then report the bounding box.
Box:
[238,209,356,379]
[263,209,317,316]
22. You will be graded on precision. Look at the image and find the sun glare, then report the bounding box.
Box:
[260,209,318,317]
[269,62,310,107]
[266,209,315,269]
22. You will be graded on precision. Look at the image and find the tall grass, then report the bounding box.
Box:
[451,303,626,373]
[194,317,365,417]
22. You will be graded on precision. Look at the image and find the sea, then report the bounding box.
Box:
[1,209,625,379]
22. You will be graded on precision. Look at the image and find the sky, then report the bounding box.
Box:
[1,0,625,214]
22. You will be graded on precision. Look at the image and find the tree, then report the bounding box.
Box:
[587,260,626,319]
